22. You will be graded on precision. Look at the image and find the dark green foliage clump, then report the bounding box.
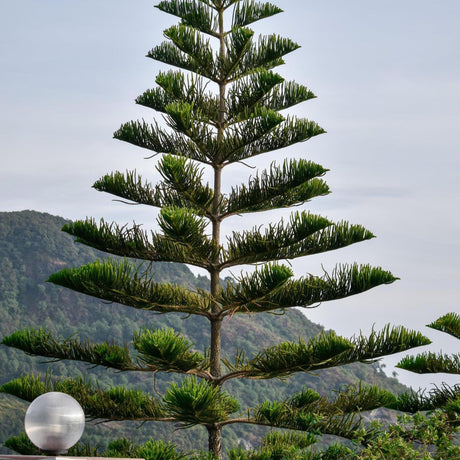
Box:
[396,311,460,416]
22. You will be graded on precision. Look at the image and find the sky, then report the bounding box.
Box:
[1,0,459,390]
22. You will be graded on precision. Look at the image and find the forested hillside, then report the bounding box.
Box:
[0,210,406,453]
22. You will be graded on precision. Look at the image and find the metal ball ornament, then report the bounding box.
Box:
[24,392,85,455]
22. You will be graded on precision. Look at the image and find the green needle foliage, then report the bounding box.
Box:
[0,373,165,421]
[164,376,239,426]
[1,1,432,458]
[2,328,139,371]
[5,433,210,460]
[133,327,207,372]
[398,351,460,375]
[394,312,460,421]
[428,312,460,339]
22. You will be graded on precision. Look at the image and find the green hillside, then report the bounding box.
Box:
[0,210,406,453]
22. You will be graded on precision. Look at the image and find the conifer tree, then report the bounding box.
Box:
[393,312,460,420]
[1,1,431,458]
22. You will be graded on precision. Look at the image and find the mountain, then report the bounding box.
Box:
[0,210,406,453]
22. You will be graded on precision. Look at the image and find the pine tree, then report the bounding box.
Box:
[393,312,460,421]
[1,1,431,458]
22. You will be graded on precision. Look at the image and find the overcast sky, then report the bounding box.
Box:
[1,0,459,389]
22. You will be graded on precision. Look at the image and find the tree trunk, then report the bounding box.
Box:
[208,424,223,458]
[210,315,223,378]
[208,5,226,458]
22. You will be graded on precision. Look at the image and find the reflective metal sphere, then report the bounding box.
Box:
[24,392,85,454]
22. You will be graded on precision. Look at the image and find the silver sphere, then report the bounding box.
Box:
[24,392,85,454]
